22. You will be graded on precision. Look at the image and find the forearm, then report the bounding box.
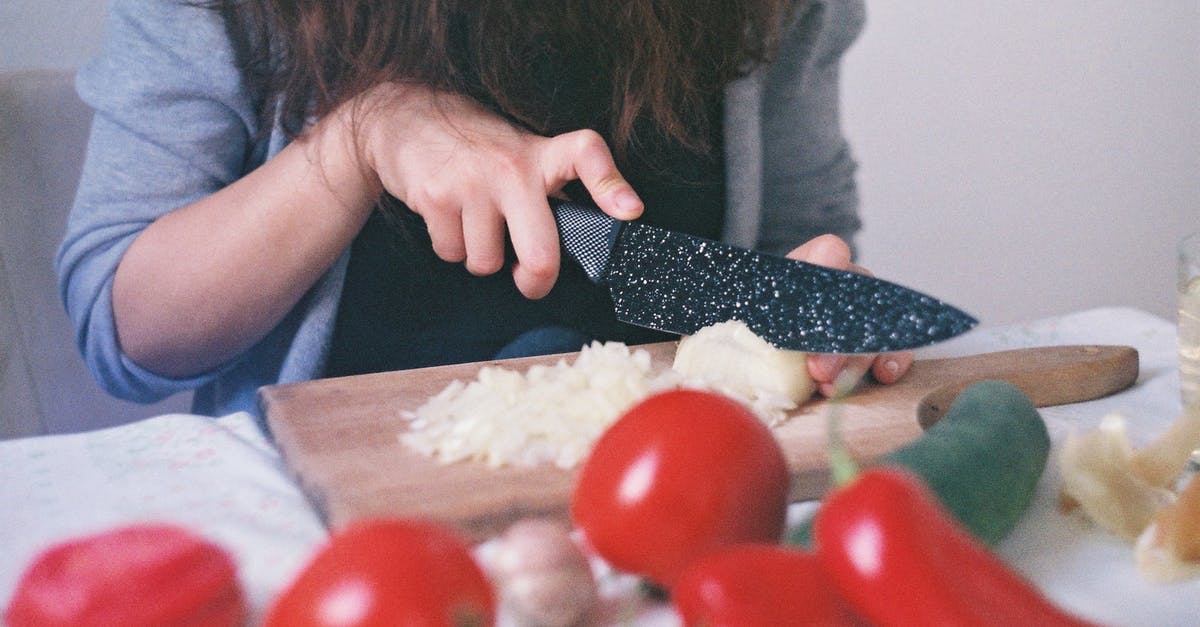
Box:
[112,110,381,378]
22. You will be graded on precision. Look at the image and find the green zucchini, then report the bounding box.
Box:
[787,380,1051,547]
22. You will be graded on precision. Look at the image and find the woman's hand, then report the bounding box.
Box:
[786,235,915,397]
[110,83,638,379]
[353,83,643,299]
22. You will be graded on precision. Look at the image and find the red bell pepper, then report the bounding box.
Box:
[5,523,245,627]
[814,467,1099,627]
[672,543,859,626]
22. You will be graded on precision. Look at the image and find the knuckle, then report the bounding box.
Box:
[569,129,610,159]
[491,151,534,180]
[405,188,435,213]
[465,254,504,276]
[521,252,558,281]
[406,181,460,214]
[433,242,467,264]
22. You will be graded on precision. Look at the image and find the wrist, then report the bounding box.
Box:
[301,101,385,217]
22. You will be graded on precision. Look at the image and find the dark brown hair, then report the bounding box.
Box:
[219,0,793,160]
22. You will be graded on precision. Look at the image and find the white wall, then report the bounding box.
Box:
[1,1,107,70]
[2,0,1198,328]
[846,2,1199,326]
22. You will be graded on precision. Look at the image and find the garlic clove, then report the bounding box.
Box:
[483,519,598,627]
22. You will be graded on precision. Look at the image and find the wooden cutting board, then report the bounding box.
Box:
[261,344,1138,541]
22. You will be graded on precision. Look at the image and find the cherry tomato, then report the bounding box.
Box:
[264,518,495,627]
[673,544,859,627]
[5,523,244,627]
[570,389,790,588]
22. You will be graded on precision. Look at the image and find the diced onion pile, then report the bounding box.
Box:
[401,342,677,469]
[400,321,815,469]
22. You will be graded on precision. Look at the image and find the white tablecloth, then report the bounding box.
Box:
[1,307,1194,626]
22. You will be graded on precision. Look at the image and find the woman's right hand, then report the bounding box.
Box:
[112,83,637,379]
[350,83,644,299]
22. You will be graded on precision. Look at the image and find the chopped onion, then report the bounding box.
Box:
[672,320,815,426]
[400,321,817,469]
[401,342,677,469]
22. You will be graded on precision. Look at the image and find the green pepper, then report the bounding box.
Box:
[790,380,1050,546]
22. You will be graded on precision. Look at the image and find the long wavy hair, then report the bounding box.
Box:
[216,0,794,161]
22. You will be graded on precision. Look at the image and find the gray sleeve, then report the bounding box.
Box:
[55,0,260,402]
[757,0,865,256]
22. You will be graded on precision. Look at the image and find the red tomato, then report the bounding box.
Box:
[5,523,244,627]
[673,544,858,627]
[570,389,790,588]
[264,518,496,627]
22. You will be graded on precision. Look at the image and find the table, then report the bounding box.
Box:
[1,307,1194,626]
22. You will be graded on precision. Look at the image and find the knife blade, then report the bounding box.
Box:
[551,199,977,353]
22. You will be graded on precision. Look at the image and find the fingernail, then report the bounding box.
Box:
[883,358,900,377]
[615,189,642,216]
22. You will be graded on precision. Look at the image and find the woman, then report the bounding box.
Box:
[57,0,911,420]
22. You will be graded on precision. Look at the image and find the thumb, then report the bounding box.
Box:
[787,234,853,270]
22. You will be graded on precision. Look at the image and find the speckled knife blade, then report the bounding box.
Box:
[552,200,977,353]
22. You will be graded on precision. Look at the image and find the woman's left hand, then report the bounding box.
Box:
[786,235,915,397]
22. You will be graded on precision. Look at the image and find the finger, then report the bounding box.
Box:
[793,234,886,395]
[808,354,847,383]
[817,356,872,398]
[786,234,852,269]
[500,191,560,299]
[798,234,860,388]
[809,353,871,386]
[540,129,643,220]
[461,202,507,276]
[871,351,915,385]
[419,204,467,263]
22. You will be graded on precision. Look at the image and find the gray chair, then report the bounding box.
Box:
[0,68,191,438]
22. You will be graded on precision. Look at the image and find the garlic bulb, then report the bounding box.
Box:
[483,519,598,627]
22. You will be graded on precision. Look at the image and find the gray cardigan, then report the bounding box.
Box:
[57,0,865,418]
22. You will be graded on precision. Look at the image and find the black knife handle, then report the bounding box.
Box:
[550,199,624,283]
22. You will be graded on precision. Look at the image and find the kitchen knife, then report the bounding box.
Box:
[551,199,977,353]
